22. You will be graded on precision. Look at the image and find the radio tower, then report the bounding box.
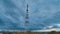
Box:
[24,4,30,34]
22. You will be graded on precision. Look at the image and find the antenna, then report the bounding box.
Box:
[25,4,29,32]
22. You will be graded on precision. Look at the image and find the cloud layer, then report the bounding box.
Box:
[0,0,60,30]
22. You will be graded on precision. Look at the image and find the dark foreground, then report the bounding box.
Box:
[0,31,60,34]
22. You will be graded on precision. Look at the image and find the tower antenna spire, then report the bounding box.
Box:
[25,4,29,31]
[24,4,30,34]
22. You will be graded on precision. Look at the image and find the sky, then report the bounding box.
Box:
[0,0,60,30]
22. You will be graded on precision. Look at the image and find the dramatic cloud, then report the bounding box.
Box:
[0,0,26,30]
[0,0,60,30]
[28,0,60,30]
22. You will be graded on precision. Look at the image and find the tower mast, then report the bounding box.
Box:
[25,4,29,34]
